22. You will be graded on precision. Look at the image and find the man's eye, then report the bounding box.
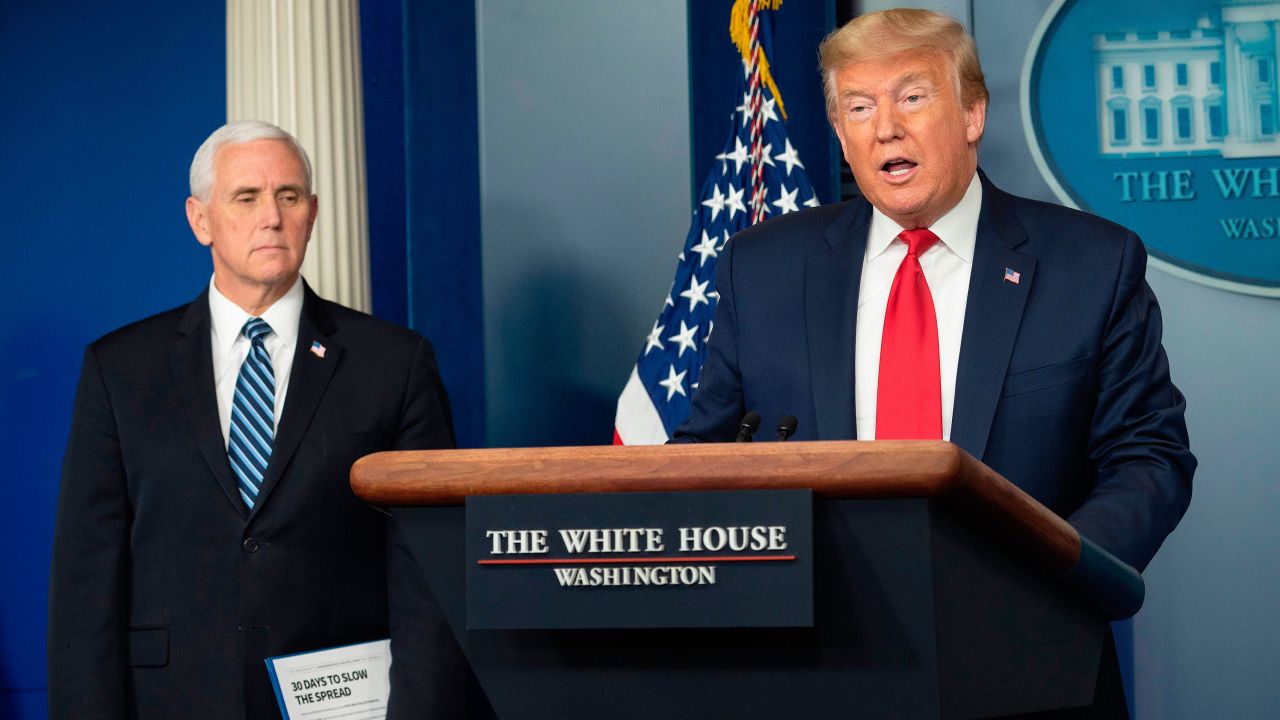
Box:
[905,94,923,104]
[279,194,299,204]
[236,196,254,204]
[847,104,871,119]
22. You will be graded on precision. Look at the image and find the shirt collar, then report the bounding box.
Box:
[208,276,305,353]
[866,172,983,263]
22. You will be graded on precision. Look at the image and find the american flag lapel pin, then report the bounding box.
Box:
[1003,267,1021,285]
[310,340,327,358]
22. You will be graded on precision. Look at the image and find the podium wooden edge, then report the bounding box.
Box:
[351,440,1142,617]
[352,441,1069,566]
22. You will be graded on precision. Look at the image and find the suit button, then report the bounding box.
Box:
[243,538,260,553]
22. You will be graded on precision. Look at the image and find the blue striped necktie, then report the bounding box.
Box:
[229,317,275,510]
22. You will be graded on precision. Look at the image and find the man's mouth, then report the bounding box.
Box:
[881,159,917,177]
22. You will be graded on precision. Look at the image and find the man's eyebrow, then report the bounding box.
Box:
[893,72,932,90]
[226,183,308,197]
[839,71,933,100]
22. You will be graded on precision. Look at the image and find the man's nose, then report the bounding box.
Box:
[874,104,904,142]
[258,198,283,228]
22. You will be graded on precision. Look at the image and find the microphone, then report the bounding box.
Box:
[735,411,762,442]
[776,415,798,442]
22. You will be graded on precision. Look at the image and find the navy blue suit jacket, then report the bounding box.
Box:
[674,175,1194,572]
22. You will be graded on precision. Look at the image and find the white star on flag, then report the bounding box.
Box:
[690,230,719,267]
[717,136,750,175]
[772,183,800,214]
[725,184,747,219]
[679,276,710,311]
[701,184,726,221]
[658,364,687,401]
[644,320,665,355]
[667,321,699,358]
[761,96,779,124]
[774,138,805,176]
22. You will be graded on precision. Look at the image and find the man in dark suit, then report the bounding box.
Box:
[48,120,460,719]
[675,11,1194,712]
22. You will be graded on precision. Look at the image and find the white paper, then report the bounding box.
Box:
[266,639,391,720]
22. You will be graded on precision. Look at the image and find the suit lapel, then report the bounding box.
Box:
[170,292,248,519]
[950,178,1036,459]
[807,200,872,440]
[249,285,342,520]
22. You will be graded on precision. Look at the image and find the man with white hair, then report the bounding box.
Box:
[49,120,463,719]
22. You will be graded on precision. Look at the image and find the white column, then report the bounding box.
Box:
[226,0,371,312]
[1224,25,1250,142]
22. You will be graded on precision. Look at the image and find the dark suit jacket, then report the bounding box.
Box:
[674,174,1195,573]
[49,283,458,720]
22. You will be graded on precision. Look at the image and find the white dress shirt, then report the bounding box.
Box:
[208,276,304,448]
[855,174,981,441]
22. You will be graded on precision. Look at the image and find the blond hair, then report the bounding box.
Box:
[818,8,989,121]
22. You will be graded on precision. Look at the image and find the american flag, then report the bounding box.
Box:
[614,6,818,445]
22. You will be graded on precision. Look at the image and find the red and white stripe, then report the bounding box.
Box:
[613,367,668,445]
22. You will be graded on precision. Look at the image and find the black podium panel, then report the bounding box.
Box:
[391,498,1105,719]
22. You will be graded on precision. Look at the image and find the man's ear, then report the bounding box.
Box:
[306,194,318,240]
[186,196,212,247]
[965,97,988,145]
[832,116,850,158]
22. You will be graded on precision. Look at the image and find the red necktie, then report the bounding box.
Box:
[876,228,942,440]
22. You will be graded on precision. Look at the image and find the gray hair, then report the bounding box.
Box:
[188,120,313,202]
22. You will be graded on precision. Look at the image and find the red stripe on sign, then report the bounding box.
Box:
[478,555,796,566]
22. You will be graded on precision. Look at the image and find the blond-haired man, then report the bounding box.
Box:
[677,11,1194,714]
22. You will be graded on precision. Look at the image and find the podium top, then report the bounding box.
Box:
[353,440,1143,618]
[352,440,1077,572]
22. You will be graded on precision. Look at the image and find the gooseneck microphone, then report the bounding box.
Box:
[776,415,798,442]
[735,411,762,442]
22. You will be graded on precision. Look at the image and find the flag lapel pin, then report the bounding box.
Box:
[310,341,327,358]
[1003,267,1021,285]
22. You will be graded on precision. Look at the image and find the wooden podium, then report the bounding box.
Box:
[352,440,1142,719]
